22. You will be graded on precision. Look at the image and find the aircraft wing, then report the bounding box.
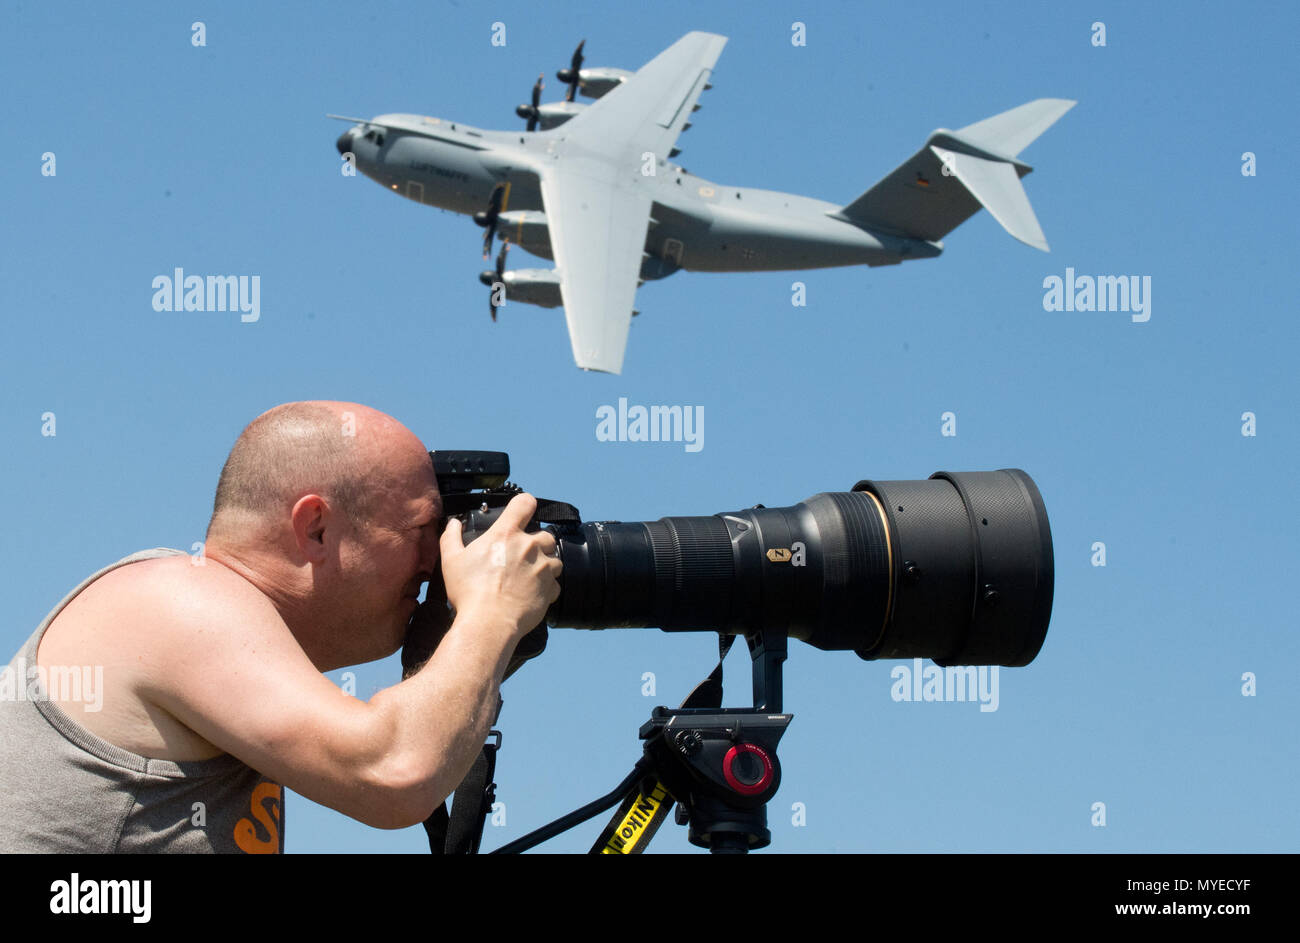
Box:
[559,31,727,162]
[537,32,728,373]
[538,159,651,373]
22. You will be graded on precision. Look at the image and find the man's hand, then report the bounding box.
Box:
[438,493,562,650]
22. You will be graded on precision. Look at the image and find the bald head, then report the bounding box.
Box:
[206,401,429,544]
[202,401,441,668]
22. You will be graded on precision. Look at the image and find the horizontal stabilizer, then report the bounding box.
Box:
[955,98,1076,160]
[930,146,1048,251]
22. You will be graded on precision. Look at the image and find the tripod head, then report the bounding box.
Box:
[490,625,794,854]
[631,626,791,852]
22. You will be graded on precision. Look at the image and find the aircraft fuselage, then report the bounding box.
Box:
[340,113,942,278]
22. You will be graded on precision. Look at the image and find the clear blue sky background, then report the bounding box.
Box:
[2,1,1295,853]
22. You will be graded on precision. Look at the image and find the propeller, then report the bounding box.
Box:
[556,39,585,103]
[472,182,509,259]
[515,74,544,131]
[479,241,509,321]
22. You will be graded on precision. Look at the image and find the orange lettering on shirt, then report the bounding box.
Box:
[234,781,282,854]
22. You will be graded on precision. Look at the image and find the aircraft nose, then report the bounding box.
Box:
[336,129,355,156]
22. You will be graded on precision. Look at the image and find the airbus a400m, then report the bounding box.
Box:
[331,32,1074,374]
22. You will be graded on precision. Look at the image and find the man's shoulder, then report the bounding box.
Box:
[87,551,277,621]
[36,549,294,762]
[42,550,283,670]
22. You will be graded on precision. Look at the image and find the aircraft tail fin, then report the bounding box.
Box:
[837,98,1075,252]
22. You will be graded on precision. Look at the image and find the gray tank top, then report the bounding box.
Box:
[0,548,285,853]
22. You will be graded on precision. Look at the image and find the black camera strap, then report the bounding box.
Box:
[422,730,500,854]
[679,632,736,711]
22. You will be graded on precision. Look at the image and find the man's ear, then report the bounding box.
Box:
[290,494,330,563]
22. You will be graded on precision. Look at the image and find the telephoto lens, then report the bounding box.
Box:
[547,469,1053,667]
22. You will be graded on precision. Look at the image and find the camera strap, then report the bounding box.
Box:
[679,632,736,711]
[422,729,500,854]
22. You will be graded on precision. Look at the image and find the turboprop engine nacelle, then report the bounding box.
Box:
[516,99,587,130]
[480,267,562,308]
[573,67,633,99]
[496,210,553,258]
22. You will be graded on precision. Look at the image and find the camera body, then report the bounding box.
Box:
[432,449,580,539]
[430,450,575,670]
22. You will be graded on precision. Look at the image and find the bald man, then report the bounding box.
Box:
[0,401,560,852]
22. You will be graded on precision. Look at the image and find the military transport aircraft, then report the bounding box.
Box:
[330,32,1074,374]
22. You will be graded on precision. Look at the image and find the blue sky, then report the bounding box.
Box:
[1,0,1296,852]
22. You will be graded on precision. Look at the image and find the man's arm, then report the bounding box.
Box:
[141,494,558,829]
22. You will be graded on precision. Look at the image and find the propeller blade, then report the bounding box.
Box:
[520,74,543,131]
[479,183,508,258]
[560,39,585,102]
